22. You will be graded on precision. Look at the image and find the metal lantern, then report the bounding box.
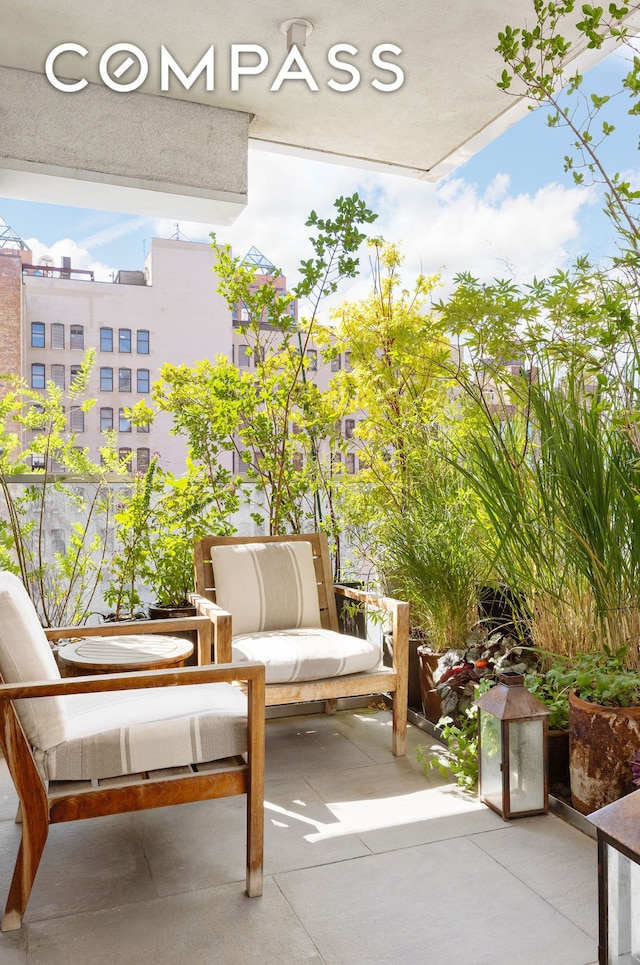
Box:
[475,671,550,820]
[589,789,640,964]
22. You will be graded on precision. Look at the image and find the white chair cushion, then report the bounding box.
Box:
[0,570,66,750]
[210,541,321,636]
[231,628,381,684]
[36,683,248,781]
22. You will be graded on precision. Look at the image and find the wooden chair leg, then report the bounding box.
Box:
[391,689,408,757]
[2,807,49,931]
[245,674,264,898]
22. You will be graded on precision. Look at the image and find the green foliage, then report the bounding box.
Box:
[154,195,378,560]
[105,455,240,614]
[545,646,640,707]
[496,1,640,275]
[434,629,531,718]
[418,680,494,791]
[523,666,571,731]
[378,459,486,649]
[324,241,462,585]
[0,352,127,626]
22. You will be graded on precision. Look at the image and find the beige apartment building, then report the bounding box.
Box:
[0,229,348,476]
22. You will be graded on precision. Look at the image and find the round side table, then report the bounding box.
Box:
[57,634,194,675]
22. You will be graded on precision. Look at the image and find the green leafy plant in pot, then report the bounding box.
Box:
[545,647,640,814]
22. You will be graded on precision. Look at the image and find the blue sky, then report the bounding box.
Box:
[1,43,637,310]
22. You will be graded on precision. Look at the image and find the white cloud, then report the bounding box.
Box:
[151,150,593,318]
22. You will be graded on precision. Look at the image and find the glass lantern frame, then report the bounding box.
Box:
[476,672,550,820]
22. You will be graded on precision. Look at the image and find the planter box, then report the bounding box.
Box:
[417,645,443,724]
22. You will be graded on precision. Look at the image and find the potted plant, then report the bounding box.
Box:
[106,458,240,620]
[544,647,640,814]
[377,460,487,718]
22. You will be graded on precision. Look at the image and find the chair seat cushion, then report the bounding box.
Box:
[231,628,381,684]
[35,683,248,781]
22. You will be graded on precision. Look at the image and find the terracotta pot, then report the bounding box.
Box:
[569,690,640,814]
[417,645,443,723]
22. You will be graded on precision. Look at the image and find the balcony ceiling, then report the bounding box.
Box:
[0,1,629,221]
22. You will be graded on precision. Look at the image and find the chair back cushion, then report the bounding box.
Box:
[0,570,67,750]
[210,541,321,636]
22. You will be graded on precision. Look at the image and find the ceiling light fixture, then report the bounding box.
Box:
[279,18,314,51]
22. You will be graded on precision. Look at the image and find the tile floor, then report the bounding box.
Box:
[0,706,599,965]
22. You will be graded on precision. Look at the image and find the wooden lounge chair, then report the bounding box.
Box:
[192,532,408,756]
[0,570,265,931]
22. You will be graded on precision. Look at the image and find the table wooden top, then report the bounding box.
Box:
[57,634,194,671]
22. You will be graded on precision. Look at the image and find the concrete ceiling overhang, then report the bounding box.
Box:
[0,1,635,224]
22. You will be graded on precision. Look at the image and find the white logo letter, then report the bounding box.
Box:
[271,46,319,92]
[99,43,149,92]
[371,44,404,92]
[231,45,269,91]
[45,43,88,92]
[327,44,360,92]
[161,46,215,91]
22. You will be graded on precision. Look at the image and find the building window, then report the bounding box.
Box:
[137,422,150,434]
[234,450,252,474]
[69,406,84,432]
[31,322,45,348]
[119,408,131,432]
[118,447,133,470]
[69,324,84,350]
[292,452,303,471]
[344,351,352,372]
[51,529,66,554]
[137,447,150,472]
[100,327,113,352]
[119,368,132,392]
[306,349,318,372]
[31,363,45,389]
[70,364,81,384]
[51,364,65,390]
[31,453,46,469]
[119,328,132,353]
[137,330,149,354]
[100,407,114,431]
[345,452,356,474]
[331,354,341,372]
[238,344,251,368]
[51,323,65,350]
[136,369,150,394]
[344,418,356,439]
[100,367,113,391]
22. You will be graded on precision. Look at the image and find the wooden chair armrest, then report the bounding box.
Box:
[334,583,408,615]
[45,616,211,641]
[0,662,264,699]
[188,593,233,663]
[334,584,409,676]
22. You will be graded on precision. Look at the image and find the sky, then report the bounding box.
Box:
[1,42,637,321]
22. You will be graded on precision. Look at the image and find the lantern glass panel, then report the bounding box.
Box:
[508,719,545,814]
[606,843,640,963]
[479,711,503,811]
